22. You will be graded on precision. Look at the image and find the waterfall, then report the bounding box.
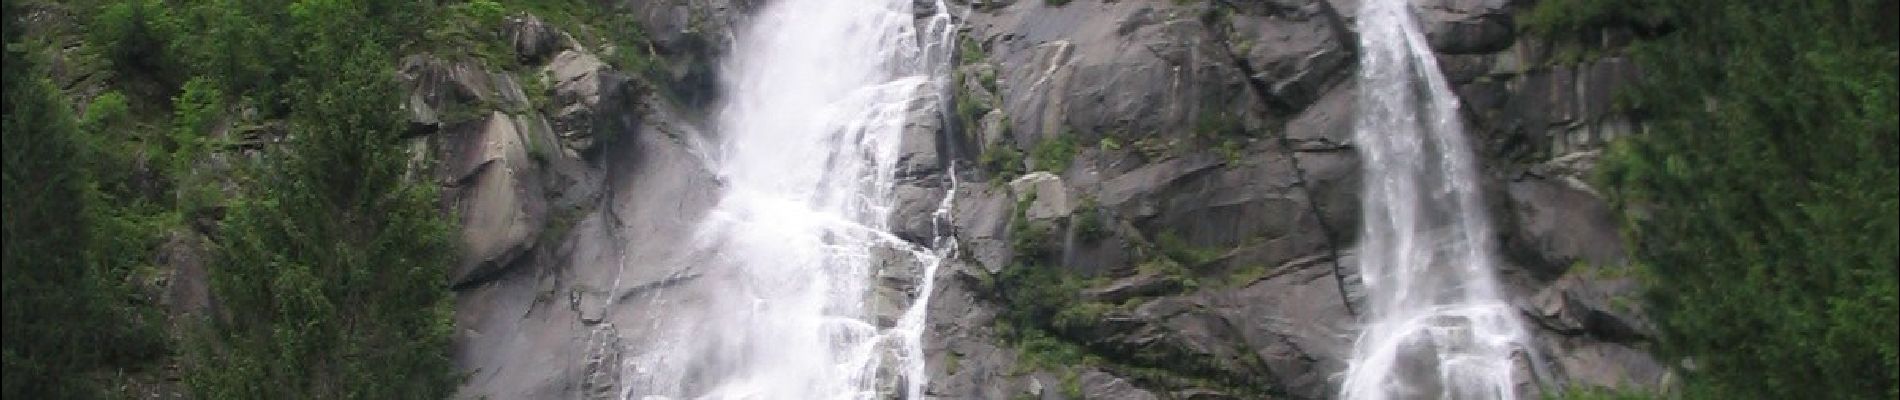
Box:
[1339,0,1535,399]
[616,0,956,398]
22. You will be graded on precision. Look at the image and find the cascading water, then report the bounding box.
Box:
[1339,0,1535,399]
[616,0,956,398]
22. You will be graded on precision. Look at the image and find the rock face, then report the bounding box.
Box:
[546,50,639,156]
[438,1,1668,399]
[505,14,572,64]
[903,0,1666,398]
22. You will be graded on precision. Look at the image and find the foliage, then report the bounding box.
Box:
[1222,263,1268,289]
[982,187,1269,395]
[1031,133,1079,172]
[166,77,226,217]
[1517,0,1675,39]
[14,0,677,397]
[2,11,163,397]
[89,0,179,83]
[1543,386,1657,400]
[1155,230,1222,267]
[423,0,513,67]
[1542,0,1900,398]
[1072,198,1109,242]
[1192,109,1243,139]
[183,1,460,398]
[958,33,986,65]
[981,142,1026,182]
[1215,138,1244,164]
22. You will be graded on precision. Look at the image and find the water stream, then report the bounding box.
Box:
[1339,0,1535,399]
[615,0,956,398]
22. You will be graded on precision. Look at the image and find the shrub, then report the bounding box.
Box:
[1031,134,1079,172]
[1569,0,1900,397]
[3,25,162,398]
[981,142,1026,182]
[89,0,178,80]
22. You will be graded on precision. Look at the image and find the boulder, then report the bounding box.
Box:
[547,50,640,155]
[1419,0,1516,55]
[505,13,570,65]
[445,112,548,286]
[1502,174,1626,278]
[399,55,499,133]
[1008,172,1074,221]
[897,94,945,180]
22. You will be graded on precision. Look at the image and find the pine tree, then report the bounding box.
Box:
[188,1,458,397]
[1586,0,1899,398]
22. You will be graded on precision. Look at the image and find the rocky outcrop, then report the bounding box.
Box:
[505,14,572,64]
[546,50,639,156]
[443,111,549,287]
[422,9,736,397]
[436,1,1667,398]
[611,0,750,107]
[903,0,1666,398]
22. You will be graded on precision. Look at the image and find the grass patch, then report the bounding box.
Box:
[1156,231,1223,267]
[1030,133,1079,172]
[1223,263,1270,288]
[981,142,1025,183]
[1072,197,1109,242]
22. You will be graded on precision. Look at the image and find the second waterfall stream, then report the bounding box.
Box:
[1340,0,1537,399]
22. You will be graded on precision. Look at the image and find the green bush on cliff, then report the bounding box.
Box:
[3,7,164,396]
[1524,0,1900,398]
[186,1,459,398]
[9,0,609,397]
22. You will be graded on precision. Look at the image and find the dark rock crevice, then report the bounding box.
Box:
[1205,0,1359,317]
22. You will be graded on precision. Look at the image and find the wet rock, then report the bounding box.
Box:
[891,184,947,244]
[952,184,1015,273]
[453,100,720,400]
[898,94,946,180]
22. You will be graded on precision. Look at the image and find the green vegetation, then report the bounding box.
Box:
[1135,258,1200,291]
[958,33,987,65]
[3,6,166,397]
[184,1,459,397]
[1543,386,1657,400]
[1030,133,1079,172]
[1527,0,1899,398]
[1072,198,1110,242]
[1222,263,1269,289]
[980,190,1270,395]
[1192,109,1244,139]
[0,0,619,397]
[1517,0,1673,40]
[1155,231,1222,267]
[981,142,1027,183]
[1130,136,1175,161]
[943,351,962,375]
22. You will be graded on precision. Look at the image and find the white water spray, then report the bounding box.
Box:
[1339,0,1535,399]
[616,0,956,398]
